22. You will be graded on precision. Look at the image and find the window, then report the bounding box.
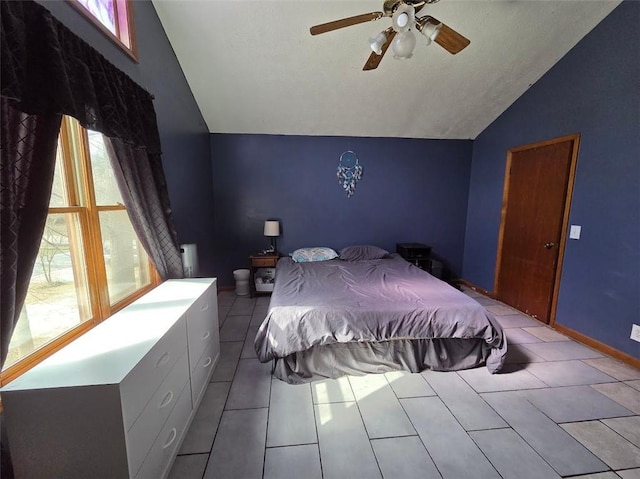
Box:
[69,0,136,60]
[1,117,159,384]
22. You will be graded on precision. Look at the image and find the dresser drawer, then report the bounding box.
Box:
[121,315,187,430]
[135,383,192,479]
[190,340,219,407]
[127,352,189,477]
[252,256,278,267]
[186,288,219,372]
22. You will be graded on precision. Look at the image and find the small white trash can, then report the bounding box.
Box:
[233,269,250,296]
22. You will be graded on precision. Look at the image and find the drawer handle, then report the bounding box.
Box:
[201,331,210,341]
[201,303,209,312]
[156,352,170,368]
[159,390,174,409]
[163,428,177,449]
[202,357,212,368]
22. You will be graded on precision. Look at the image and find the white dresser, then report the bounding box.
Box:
[1,278,219,479]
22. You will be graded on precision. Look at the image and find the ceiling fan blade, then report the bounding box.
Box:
[363,29,396,71]
[429,16,470,54]
[310,11,384,36]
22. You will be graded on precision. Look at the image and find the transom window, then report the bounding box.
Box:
[1,116,159,384]
[69,0,136,59]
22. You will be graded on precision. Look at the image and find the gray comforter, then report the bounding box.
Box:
[254,254,507,373]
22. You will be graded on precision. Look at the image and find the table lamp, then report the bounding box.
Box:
[264,220,280,253]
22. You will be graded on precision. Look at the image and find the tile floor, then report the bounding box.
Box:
[168,287,640,479]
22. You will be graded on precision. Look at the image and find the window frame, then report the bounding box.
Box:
[0,117,160,386]
[67,0,138,62]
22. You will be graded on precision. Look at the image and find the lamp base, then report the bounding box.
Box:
[261,245,277,256]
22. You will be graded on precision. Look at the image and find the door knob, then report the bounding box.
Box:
[544,242,555,249]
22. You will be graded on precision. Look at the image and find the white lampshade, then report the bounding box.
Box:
[392,30,416,59]
[264,220,280,237]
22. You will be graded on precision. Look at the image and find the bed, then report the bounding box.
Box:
[254,246,507,384]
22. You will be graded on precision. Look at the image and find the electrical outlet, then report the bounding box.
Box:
[631,324,640,343]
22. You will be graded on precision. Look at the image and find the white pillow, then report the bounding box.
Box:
[290,247,338,263]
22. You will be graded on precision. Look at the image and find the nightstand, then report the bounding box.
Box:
[396,242,444,279]
[396,243,432,269]
[249,253,279,297]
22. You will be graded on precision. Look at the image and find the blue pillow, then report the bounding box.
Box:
[291,247,338,263]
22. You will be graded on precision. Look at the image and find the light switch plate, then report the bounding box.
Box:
[569,225,581,240]
[631,324,640,343]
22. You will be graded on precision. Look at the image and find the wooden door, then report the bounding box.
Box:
[495,135,579,324]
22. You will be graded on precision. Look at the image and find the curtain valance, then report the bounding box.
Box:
[1,0,161,155]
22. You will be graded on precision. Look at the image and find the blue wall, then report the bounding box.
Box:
[35,0,215,275]
[463,2,639,357]
[211,134,473,286]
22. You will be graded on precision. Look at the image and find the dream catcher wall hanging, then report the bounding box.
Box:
[337,151,363,198]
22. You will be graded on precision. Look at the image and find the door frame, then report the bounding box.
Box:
[493,134,581,326]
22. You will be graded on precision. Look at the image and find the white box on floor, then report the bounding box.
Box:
[255,267,275,292]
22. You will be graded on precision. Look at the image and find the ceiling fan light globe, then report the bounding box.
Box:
[392,30,416,59]
[369,32,387,55]
[423,22,442,42]
[392,3,415,33]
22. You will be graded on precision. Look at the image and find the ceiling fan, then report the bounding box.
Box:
[310,0,470,71]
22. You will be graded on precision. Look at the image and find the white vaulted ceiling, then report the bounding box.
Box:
[152,0,620,140]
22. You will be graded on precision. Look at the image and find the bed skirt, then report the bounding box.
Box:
[271,338,493,384]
